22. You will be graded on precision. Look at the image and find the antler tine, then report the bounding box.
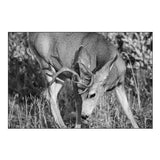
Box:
[74,81,90,88]
[79,62,94,88]
[49,67,81,86]
[79,87,88,94]
[42,66,64,84]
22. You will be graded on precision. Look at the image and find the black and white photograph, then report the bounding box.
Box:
[8,32,153,129]
[1,1,159,160]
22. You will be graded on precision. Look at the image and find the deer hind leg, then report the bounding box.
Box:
[116,85,139,128]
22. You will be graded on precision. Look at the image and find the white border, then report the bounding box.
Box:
[0,0,159,160]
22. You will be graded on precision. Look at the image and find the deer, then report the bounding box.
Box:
[28,32,139,128]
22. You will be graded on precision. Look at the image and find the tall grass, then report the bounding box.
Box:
[8,82,152,128]
[8,95,57,128]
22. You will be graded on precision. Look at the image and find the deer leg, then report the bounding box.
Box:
[49,82,67,128]
[115,85,139,128]
[74,88,82,129]
[45,69,66,128]
[75,99,82,129]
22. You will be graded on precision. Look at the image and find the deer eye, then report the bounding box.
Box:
[89,93,96,99]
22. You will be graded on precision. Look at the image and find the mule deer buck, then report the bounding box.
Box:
[28,32,139,128]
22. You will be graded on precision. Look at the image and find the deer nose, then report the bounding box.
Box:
[81,114,89,120]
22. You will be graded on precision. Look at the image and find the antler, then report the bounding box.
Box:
[79,62,94,88]
[48,65,94,92]
[48,46,94,92]
[49,67,82,86]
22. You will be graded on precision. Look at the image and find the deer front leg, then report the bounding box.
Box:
[50,82,67,128]
[75,93,82,129]
[43,67,66,128]
[116,85,139,128]
[45,72,66,128]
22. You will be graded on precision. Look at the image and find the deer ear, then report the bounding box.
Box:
[108,54,118,71]
[102,54,118,73]
[96,54,118,79]
[75,45,86,58]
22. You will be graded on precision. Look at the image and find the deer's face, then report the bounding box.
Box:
[82,54,118,117]
[81,74,106,117]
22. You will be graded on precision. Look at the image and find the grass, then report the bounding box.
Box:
[8,82,152,129]
[8,95,57,129]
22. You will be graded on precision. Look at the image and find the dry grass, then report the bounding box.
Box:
[8,95,57,129]
[8,82,152,129]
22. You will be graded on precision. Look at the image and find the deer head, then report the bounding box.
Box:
[82,54,118,116]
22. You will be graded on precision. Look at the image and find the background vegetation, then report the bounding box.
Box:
[8,32,152,128]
